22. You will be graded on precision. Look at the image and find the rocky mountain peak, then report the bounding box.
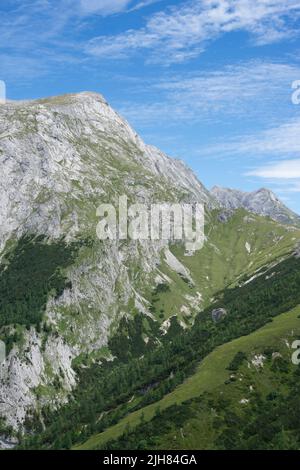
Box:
[0,91,215,251]
[211,186,300,226]
[254,187,278,200]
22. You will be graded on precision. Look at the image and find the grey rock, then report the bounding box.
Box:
[0,436,19,450]
[217,210,234,223]
[294,243,300,258]
[211,308,227,322]
[211,186,300,226]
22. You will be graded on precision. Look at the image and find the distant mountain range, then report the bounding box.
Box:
[211,186,300,226]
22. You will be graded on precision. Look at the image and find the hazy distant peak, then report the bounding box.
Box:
[211,186,300,226]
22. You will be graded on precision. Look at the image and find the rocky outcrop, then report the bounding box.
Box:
[211,308,227,322]
[294,243,300,258]
[211,186,300,226]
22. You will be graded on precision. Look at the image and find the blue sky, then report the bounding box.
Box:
[1,0,300,213]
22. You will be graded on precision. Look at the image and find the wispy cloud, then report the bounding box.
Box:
[285,182,300,192]
[129,0,162,12]
[0,0,162,81]
[118,61,300,125]
[0,54,48,81]
[246,159,300,178]
[86,0,300,64]
[3,1,300,85]
[245,159,300,197]
[200,117,300,158]
[78,0,132,16]
[77,0,160,15]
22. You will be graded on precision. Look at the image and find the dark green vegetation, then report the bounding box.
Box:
[76,303,300,450]
[103,352,300,450]
[103,403,195,450]
[18,254,300,449]
[217,369,300,450]
[108,314,160,361]
[0,235,79,345]
[227,351,247,371]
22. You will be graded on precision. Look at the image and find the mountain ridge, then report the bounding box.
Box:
[211,185,300,226]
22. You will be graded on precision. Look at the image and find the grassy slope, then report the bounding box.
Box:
[149,210,300,323]
[74,304,300,449]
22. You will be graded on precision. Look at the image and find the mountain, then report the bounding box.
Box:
[211,186,300,226]
[0,91,213,431]
[0,91,213,250]
[0,92,299,449]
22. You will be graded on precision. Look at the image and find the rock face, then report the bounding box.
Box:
[211,186,300,226]
[217,209,234,223]
[0,92,213,256]
[294,243,300,258]
[0,92,216,432]
[0,436,18,449]
[211,308,227,322]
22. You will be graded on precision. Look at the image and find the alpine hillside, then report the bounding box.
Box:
[0,92,299,449]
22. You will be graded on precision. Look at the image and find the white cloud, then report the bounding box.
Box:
[129,0,162,12]
[0,54,49,81]
[202,117,300,158]
[74,0,159,16]
[79,0,132,15]
[86,0,300,64]
[245,159,300,198]
[156,61,300,111]
[246,159,300,178]
[118,61,300,124]
[288,183,300,192]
